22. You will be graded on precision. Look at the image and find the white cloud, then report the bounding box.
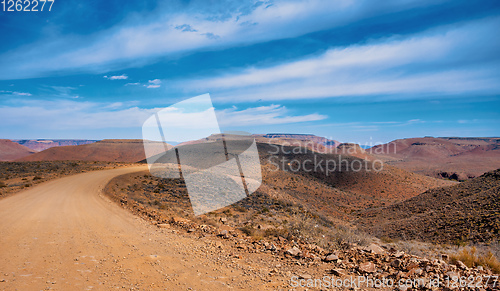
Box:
[216,104,327,126]
[145,79,162,88]
[0,100,326,131]
[149,79,162,85]
[104,75,128,80]
[0,0,443,79]
[13,92,32,96]
[176,17,500,101]
[0,90,32,96]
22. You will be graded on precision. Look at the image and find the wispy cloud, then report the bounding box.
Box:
[0,0,442,79]
[216,104,327,126]
[176,17,500,102]
[36,86,80,99]
[1,90,33,96]
[104,74,128,80]
[0,100,326,131]
[145,79,162,88]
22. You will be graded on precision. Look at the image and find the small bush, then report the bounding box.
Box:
[0,181,6,188]
[479,252,500,274]
[231,205,248,212]
[381,236,396,243]
[450,247,500,274]
[33,176,42,181]
[239,225,264,240]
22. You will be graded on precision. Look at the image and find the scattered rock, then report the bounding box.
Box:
[454,260,467,269]
[329,269,346,276]
[217,230,230,239]
[391,259,402,268]
[298,274,311,279]
[266,243,277,251]
[407,267,423,277]
[324,253,339,262]
[365,243,385,255]
[171,217,191,225]
[359,262,376,273]
[286,246,301,257]
[446,271,460,279]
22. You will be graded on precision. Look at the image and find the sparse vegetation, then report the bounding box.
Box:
[99,143,500,280]
[450,247,500,274]
[0,161,131,198]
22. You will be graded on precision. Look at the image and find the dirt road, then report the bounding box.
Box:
[0,167,285,290]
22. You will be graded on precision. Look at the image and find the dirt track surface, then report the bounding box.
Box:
[0,167,283,290]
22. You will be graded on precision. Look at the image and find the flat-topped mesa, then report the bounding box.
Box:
[261,133,316,139]
[13,139,98,152]
[253,133,341,153]
[16,139,171,163]
[98,139,145,143]
[335,143,365,153]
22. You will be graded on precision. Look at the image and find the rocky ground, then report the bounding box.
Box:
[104,170,499,290]
[0,161,133,198]
[358,169,500,244]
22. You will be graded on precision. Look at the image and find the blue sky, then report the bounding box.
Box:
[0,0,499,144]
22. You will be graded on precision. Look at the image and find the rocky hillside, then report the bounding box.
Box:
[104,169,499,286]
[358,169,500,244]
[0,139,36,161]
[258,143,454,209]
[369,137,500,180]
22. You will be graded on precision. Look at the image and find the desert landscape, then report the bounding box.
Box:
[1,0,500,290]
[0,135,499,290]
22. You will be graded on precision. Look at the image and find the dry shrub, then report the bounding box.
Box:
[330,226,371,250]
[450,247,500,274]
[239,225,264,241]
[479,252,500,274]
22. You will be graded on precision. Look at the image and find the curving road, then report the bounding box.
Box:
[0,166,274,290]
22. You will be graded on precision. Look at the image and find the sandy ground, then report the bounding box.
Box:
[0,166,286,290]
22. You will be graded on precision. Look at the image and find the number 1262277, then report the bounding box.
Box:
[2,0,54,12]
